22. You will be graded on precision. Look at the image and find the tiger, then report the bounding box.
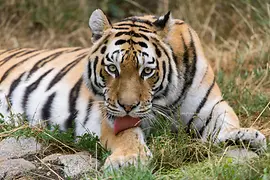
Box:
[0,9,266,169]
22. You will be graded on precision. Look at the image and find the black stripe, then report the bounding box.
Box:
[138,28,155,33]
[142,52,149,57]
[101,57,105,65]
[179,36,190,97]
[133,32,150,40]
[133,51,139,66]
[106,54,113,62]
[115,39,126,45]
[93,56,101,88]
[120,18,153,26]
[41,92,56,122]
[115,31,150,41]
[22,69,53,113]
[27,51,64,79]
[147,57,155,64]
[210,113,225,141]
[112,50,120,57]
[114,23,149,29]
[199,99,224,136]
[181,30,197,102]
[153,43,161,58]
[83,99,93,125]
[110,36,149,48]
[136,108,150,114]
[171,30,197,107]
[186,77,216,132]
[100,46,107,54]
[6,72,26,111]
[113,27,130,30]
[138,42,148,48]
[92,34,110,54]
[0,51,42,84]
[16,49,38,58]
[0,48,22,56]
[76,51,89,57]
[65,77,83,130]
[90,57,103,96]
[153,61,166,95]
[115,32,127,37]
[151,37,171,61]
[130,39,150,48]
[150,39,174,98]
[153,75,159,84]
[107,106,121,113]
[67,47,84,52]
[100,69,106,87]
[88,61,92,79]
[0,50,26,67]
[163,60,172,97]
[152,60,160,88]
[46,54,86,91]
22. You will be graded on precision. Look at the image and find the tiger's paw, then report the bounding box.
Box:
[219,128,267,153]
[103,145,152,170]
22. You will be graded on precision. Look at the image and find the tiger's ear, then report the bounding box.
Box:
[89,9,111,43]
[153,11,171,30]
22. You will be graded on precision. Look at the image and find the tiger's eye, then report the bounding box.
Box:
[143,67,153,75]
[108,64,117,73]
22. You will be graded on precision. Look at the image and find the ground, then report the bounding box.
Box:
[0,0,269,179]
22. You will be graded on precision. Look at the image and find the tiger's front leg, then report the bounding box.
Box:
[100,118,152,170]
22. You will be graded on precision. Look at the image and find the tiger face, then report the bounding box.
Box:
[85,10,178,130]
[101,46,157,118]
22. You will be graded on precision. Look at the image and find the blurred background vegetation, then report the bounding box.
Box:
[0,0,269,133]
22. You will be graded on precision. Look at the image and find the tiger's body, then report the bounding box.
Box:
[0,9,266,169]
[0,47,103,137]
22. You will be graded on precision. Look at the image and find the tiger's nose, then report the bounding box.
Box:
[118,100,139,113]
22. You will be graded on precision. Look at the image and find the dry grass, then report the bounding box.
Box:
[0,0,93,48]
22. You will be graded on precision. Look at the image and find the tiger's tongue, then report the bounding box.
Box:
[114,116,141,135]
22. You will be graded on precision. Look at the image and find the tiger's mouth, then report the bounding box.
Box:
[113,115,141,135]
[105,102,152,134]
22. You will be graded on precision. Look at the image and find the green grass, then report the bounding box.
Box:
[0,117,108,161]
[96,134,270,180]
[217,69,269,117]
[1,114,269,179]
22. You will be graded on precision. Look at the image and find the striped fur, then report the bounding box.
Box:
[0,9,266,169]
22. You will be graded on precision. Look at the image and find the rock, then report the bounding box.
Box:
[225,147,259,163]
[0,136,42,161]
[42,152,100,178]
[42,153,62,163]
[0,158,36,179]
[59,154,99,178]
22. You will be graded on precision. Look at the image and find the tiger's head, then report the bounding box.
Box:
[84,9,180,133]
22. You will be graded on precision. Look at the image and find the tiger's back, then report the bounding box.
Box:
[0,47,102,136]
